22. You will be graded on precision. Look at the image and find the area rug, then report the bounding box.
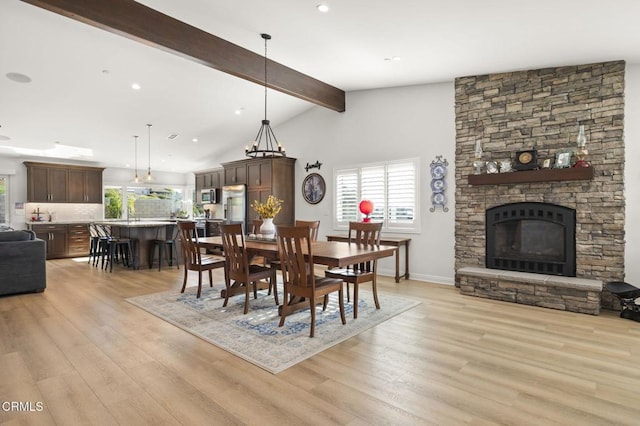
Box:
[127,285,420,374]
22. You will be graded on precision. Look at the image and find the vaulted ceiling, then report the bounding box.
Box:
[1,0,639,173]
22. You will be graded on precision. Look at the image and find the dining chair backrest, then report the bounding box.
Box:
[276,225,315,290]
[348,221,382,272]
[348,221,382,246]
[295,220,320,241]
[251,219,263,234]
[220,223,250,282]
[177,221,200,267]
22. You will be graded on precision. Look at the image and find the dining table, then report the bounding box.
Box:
[196,236,397,314]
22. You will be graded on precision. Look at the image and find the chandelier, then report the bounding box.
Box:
[245,33,286,158]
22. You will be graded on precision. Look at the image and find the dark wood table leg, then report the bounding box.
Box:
[404,240,410,280]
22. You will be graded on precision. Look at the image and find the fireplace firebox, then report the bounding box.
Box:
[486,202,576,277]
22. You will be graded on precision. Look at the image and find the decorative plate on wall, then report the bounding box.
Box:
[430,156,449,212]
[302,173,325,204]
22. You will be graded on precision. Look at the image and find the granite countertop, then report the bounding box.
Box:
[95,220,176,227]
[26,220,93,225]
[26,220,177,227]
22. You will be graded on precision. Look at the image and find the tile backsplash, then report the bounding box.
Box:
[24,203,103,222]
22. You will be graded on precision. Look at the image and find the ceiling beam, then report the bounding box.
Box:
[20,0,346,112]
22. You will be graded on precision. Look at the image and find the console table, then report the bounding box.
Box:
[326,234,410,283]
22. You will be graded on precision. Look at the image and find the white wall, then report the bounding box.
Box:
[276,82,457,284]
[624,64,640,283]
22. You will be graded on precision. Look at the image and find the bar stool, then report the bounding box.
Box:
[98,224,135,272]
[87,223,102,265]
[149,224,179,271]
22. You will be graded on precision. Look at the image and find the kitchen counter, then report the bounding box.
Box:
[100,221,180,269]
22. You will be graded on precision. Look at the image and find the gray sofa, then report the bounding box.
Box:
[0,230,46,296]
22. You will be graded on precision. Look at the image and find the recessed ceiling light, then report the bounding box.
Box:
[235,107,245,115]
[317,4,329,13]
[167,133,179,140]
[192,138,198,143]
[6,72,32,83]
[131,82,141,90]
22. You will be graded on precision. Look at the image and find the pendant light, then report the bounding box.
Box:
[245,33,286,158]
[133,135,140,183]
[146,123,153,181]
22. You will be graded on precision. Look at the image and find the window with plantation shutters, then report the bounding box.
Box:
[335,169,358,223]
[334,158,420,233]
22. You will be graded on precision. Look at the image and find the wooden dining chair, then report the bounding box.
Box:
[177,221,225,298]
[324,221,383,318]
[276,225,346,337]
[220,223,278,313]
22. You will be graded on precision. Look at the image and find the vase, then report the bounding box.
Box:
[260,218,276,238]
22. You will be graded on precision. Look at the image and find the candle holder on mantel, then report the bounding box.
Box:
[573,124,590,168]
[473,139,484,174]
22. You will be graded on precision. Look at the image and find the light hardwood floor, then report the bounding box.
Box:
[1,258,640,425]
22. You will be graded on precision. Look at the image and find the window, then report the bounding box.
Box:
[104,185,186,220]
[0,176,8,226]
[334,158,419,233]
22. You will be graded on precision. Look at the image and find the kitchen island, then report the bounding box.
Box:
[97,221,180,269]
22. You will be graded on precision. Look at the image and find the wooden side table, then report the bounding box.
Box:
[326,234,411,283]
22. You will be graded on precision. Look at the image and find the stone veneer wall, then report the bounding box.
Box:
[454,61,625,309]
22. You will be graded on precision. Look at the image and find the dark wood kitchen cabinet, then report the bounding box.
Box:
[26,164,68,202]
[30,223,90,259]
[25,162,104,203]
[67,223,91,257]
[68,169,103,203]
[223,163,247,185]
[223,157,296,226]
[31,224,68,259]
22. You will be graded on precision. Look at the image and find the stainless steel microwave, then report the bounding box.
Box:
[201,188,219,203]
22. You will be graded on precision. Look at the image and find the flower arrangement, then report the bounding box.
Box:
[250,195,283,219]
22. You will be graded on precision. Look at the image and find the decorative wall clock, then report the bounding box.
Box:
[302,173,325,204]
[430,156,449,212]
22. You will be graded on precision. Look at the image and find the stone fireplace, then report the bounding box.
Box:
[454,60,625,313]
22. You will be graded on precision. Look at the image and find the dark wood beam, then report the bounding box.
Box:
[20,0,346,112]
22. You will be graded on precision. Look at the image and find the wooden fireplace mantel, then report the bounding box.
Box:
[468,167,594,185]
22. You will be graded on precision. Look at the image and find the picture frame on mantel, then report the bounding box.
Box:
[554,151,572,168]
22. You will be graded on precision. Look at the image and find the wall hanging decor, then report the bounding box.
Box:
[302,173,325,204]
[304,160,323,172]
[430,156,449,212]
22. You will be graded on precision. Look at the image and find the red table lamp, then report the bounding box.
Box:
[359,200,374,222]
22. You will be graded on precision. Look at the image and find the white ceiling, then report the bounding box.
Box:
[1,0,639,173]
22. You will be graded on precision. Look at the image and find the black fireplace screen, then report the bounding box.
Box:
[486,202,576,276]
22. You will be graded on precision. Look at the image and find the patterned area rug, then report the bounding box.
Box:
[127,285,420,374]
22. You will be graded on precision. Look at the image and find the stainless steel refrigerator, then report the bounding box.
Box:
[222,184,246,232]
